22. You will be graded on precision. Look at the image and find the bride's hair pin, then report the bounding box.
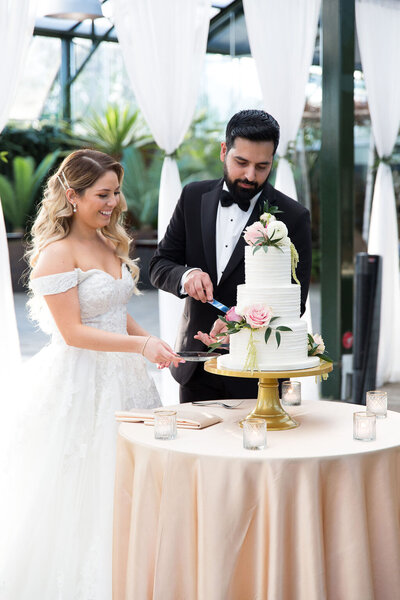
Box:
[57,170,70,192]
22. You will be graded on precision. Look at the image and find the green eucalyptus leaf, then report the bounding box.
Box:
[207,342,222,352]
[317,353,333,363]
[264,327,272,344]
[276,326,292,331]
[268,204,283,215]
[275,331,281,348]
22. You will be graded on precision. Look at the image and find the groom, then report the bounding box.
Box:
[149,109,312,403]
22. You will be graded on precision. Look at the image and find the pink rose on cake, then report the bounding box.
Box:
[308,333,325,354]
[243,221,268,246]
[307,333,332,364]
[265,220,290,246]
[225,306,242,323]
[243,303,273,329]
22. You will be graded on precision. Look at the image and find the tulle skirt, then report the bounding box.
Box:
[0,342,160,599]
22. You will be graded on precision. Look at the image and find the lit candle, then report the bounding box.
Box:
[366,390,387,419]
[282,381,301,406]
[243,418,267,450]
[154,410,177,440]
[353,411,376,441]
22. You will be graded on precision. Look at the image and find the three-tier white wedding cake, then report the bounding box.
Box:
[217,244,320,371]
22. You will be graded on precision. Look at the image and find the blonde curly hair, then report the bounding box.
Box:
[26,149,140,286]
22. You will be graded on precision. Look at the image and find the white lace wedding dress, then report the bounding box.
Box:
[0,264,160,599]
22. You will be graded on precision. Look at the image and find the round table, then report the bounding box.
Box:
[113,399,400,600]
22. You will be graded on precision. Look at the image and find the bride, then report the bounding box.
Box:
[0,149,183,599]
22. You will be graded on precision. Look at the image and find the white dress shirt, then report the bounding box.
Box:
[181,184,262,293]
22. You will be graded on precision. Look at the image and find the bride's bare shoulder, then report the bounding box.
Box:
[31,239,76,280]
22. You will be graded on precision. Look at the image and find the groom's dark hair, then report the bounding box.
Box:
[225,109,280,154]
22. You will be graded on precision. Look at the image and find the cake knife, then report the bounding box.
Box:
[207,299,229,313]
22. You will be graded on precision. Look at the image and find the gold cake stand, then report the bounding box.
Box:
[204,358,333,431]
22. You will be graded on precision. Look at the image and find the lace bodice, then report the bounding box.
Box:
[29,264,135,339]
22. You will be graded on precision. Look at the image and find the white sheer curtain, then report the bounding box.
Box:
[243,0,321,399]
[110,0,210,401]
[243,0,320,198]
[356,0,400,385]
[0,0,37,131]
[0,0,37,386]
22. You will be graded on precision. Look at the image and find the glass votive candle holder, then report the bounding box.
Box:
[154,409,177,440]
[243,418,267,450]
[353,411,376,441]
[281,381,301,406]
[366,390,387,419]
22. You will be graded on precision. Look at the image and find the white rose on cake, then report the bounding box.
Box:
[266,220,290,246]
[260,212,276,226]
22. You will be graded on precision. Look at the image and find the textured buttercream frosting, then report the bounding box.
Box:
[245,244,291,286]
[218,244,319,371]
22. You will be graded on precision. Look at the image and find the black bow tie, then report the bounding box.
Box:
[220,189,251,212]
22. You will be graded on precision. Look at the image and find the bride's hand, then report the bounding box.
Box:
[142,336,184,368]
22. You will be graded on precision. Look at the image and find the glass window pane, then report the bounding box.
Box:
[9,36,61,121]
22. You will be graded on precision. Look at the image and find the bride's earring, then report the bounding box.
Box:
[73,203,77,213]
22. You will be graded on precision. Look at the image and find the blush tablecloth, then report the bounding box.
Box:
[112,399,400,600]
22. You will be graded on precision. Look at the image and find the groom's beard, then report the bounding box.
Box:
[223,163,270,202]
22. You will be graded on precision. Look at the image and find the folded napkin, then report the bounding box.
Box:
[115,408,222,430]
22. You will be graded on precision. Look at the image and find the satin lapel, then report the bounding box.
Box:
[218,192,265,287]
[201,181,222,285]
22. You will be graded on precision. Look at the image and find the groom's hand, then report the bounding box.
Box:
[194,319,229,347]
[184,270,213,303]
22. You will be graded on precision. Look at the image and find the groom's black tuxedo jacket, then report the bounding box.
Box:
[149,178,312,386]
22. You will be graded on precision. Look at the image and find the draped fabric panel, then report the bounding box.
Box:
[274,157,298,202]
[0,0,37,388]
[110,0,211,399]
[243,0,320,195]
[110,0,210,239]
[0,0,37,132]
[243,0,321,399]
[356,0,400,385]
[0,204,20,378]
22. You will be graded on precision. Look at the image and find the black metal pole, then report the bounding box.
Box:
[320,0,355,398]
[60,38,72,122]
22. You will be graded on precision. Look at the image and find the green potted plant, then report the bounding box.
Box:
[82,104,153,161]
[0,151,60,291]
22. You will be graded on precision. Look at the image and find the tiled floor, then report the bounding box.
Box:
[14,283,400,411]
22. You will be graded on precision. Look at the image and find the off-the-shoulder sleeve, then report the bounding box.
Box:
[29,270,78,296]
